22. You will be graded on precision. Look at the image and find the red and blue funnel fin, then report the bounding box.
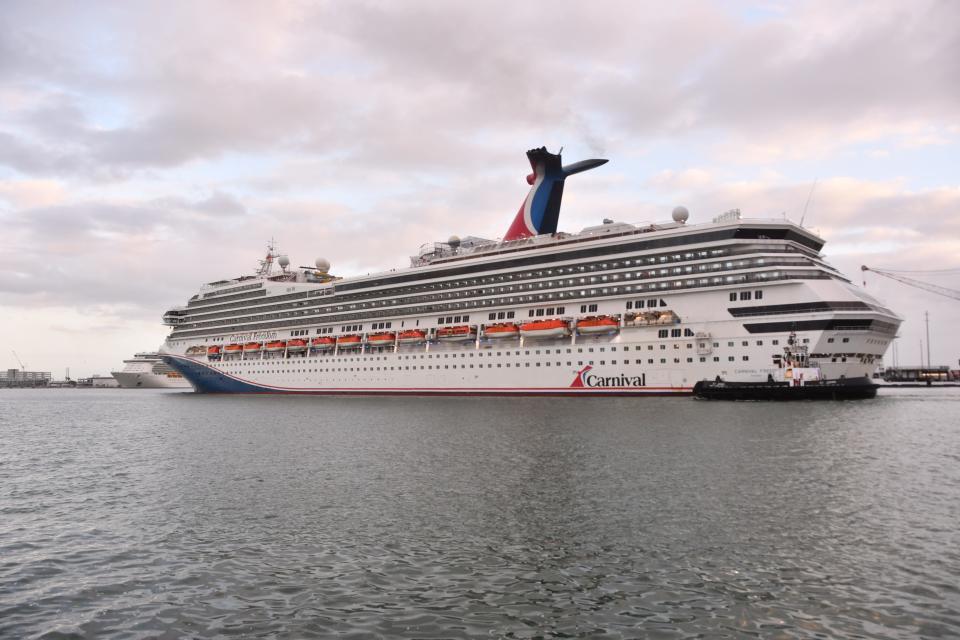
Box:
[503,147,607,241]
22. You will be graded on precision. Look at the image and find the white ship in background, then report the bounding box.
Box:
[112,353,192,389]
[159,147,901,396]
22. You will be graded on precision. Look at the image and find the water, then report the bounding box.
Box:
[1,389,959,639]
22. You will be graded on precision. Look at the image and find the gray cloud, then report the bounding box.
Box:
[2,0,953,178]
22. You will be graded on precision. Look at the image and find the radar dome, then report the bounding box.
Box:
[448,235,461,248]
[314,257,330,273]
[672,206,690,223]
[277,255,290,269]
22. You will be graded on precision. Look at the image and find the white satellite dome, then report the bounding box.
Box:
[277,255,290,269]
[672,206,690,223]
[448,235,461,248]
[315,257,330,273]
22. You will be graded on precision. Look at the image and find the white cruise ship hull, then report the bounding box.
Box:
[162,277,897,395]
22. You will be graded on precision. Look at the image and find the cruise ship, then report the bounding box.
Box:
[112,353,192,388]
[160,147,901,396]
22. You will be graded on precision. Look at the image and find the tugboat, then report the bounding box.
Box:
[693,333,878,400]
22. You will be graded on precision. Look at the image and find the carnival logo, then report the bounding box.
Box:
[570,365,647,388]
[229,331,278,342]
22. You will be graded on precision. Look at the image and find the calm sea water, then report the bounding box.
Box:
[1,388,959,639]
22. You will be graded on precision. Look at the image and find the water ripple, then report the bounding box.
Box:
[0,388,958,638]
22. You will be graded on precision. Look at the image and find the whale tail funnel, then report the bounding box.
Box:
[503,147,607,241]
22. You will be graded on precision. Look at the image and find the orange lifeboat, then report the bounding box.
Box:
[242,342,262,352]
[484,323,519,339]
[368,332,396,346]
[576,315,620,335]
[223,343,243,356]
[437,325,476,342]
[519,318,570,339]
[337,334,362,349]
[206,346,221,356]
[398,329,426,345]
[287,339,308,353]
[311,336,335,351]
[264,340,286,353]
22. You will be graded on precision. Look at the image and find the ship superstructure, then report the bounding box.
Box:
[160,147,900,395]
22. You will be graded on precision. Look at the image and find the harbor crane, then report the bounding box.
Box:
[11,350,26,371]
[861,266,960,301]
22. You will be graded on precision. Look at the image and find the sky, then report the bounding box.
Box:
[1,0,958,377]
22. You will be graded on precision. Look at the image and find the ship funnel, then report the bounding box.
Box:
[503,147,607,241]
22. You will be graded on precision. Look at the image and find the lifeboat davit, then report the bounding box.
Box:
[368,332,396,346]
[519,319,570,339]
[242,342,262,352]
[398,329,426,345]
[311,337,335,351]
[287,339,308,352]
[337,334,362,349]
[484,323,520,339]
[437,325,476,342]
[576,315,620,335]
[264,340,286,352]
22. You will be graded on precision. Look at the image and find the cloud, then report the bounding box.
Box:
[0,178,65,208]
[2,0,955,179]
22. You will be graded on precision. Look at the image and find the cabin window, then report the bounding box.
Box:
[739,291,751,301]
[755,290,763,299]
[729,292,737,302]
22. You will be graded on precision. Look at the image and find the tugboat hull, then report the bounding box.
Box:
[693,376,878,401]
